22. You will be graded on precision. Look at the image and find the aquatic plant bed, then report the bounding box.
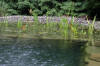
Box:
[0,16,100,66]
[0,15,97,40]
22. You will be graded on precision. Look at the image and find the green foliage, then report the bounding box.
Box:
[86,0,100,18]
[17,20,22,29]
[7,9,18,15]
[0,0,100,17]
[87,16,96,35]
[0,16,96,40]
[17,1,31,15]
[0,1,8,16]
[61,1,84,16]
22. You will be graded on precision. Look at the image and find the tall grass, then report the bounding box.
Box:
[4,20,8,27]
[17,19,22,33]
[70,16,78,38]
[59,18,69,39]
[59,16,79,39]
[0,15,96,40]
[87,16,96,35]
[87,16,96,45]
[17,20,22,29]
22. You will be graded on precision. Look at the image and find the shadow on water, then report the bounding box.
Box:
[0,38,87,66]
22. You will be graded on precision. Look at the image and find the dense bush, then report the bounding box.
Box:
[0,1,8,16]
[0,0,100,18]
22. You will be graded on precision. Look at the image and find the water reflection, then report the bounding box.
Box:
[0,38,87,66]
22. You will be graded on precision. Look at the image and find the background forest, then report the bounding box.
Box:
[0,0,100,19]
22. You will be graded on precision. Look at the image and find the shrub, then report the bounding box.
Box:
[0,0,100,18]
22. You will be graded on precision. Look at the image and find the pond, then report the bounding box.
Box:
[0,21,100,66]
[0,38,86,66]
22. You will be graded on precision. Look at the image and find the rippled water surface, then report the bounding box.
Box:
[0,38,86,66]
[0,22,100,66]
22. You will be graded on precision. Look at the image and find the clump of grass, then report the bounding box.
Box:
[0,21,8,32]
[4,19,8,27]
[33,13,39,24]
[0,15,96,40]
[70,16,78,38]
[87,16,96,45]
[87,16,96,35]
[17,20,22,29]
[17,19,23,33]
[59,18,69,39]
[60,16,79,39]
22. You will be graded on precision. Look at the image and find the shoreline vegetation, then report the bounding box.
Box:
[0,15,98,29]
[0,15,93,25]
[0,0,100,66]
[0,15,97,41]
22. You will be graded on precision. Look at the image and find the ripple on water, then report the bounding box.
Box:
[0,39,86,66]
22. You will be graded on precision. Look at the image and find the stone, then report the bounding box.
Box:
[94,41,100,47]
[0,16,100,30]
[89,53,100,62]
[87,60,100,66]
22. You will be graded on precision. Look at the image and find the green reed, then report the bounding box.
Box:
[0,15,96,40]
[60,18,69,39]
[17,20,22,29]
[87,16,96,35]
[45,12,50,32]
[70,16,78,38]
[0,21,8,32]
[87,16,96,46]
[4,19,8,27]
[33,13,38,24]
[32,12,43,34]
[0,22,3,32]
[17,19,23,33]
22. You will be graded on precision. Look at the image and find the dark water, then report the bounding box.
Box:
[0,38,87,66]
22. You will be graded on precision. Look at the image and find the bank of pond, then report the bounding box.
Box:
[0,16,100,66]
